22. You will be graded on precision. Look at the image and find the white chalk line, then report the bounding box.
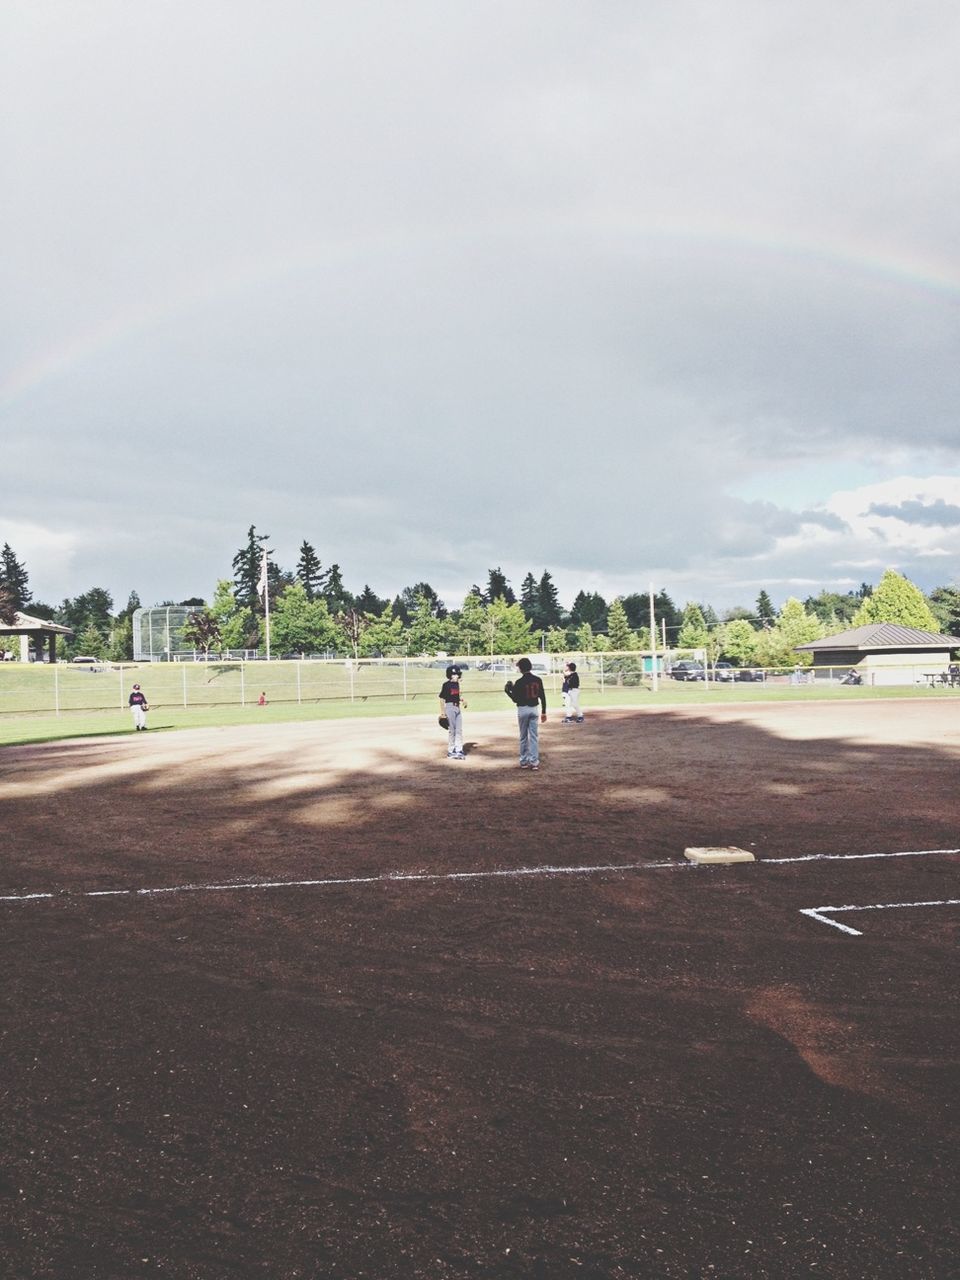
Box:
[801,898,960,937]
[0,860,686,903]
[1,846,956,907]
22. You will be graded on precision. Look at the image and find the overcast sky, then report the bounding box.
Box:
[3,1,959,616]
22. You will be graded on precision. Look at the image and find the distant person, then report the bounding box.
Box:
[258,691,267,706]
[504,657,547,770]
[561,661,584,724]
[438,665,466,760]
[128,683,149,730]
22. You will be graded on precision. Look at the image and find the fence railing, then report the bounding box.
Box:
[0,655,957,718]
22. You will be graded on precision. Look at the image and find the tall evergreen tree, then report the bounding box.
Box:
[571,590,607,628]
[232,525,271,610]
[355,584,388,616]
[756,590,776,624]
[322,564,353,614]
[0,543,31,611]
[650,590,681,642]
[538,571,562,629]
[395,582,445,621]
[606,598,635,650]
[929,585,960,636]
[519,572,540,624]
[485,567,515,605]
[295,540,327,600]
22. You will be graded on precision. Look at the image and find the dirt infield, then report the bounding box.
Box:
[2,700,958,1278]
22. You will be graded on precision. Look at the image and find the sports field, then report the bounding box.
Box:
[2,700,958,1278]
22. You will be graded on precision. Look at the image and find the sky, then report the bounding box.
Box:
[3,1,959,617]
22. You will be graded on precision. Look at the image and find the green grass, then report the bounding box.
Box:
[0,675,955,747]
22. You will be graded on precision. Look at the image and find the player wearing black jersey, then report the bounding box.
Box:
[439,665,466,759]
[504,657,547,770]
[128,683,149,731]
[562,661,583,723]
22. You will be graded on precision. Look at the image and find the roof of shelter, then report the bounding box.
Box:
[0,611,74,636]
[796,623,960,652]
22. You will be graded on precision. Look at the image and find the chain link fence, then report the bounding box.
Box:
[0,654,957,718]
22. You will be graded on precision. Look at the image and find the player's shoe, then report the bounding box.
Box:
[530,762,540,771]
[561,717,572,724]
[519,761,530,769]
[453,750,465,760]
[576,717,584,723]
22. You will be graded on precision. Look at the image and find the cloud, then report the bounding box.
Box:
[2,3,960,614]
[866,498,960,527]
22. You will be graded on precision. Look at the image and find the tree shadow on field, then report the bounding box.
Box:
[2,701,959,890]
[1,703,959,1279]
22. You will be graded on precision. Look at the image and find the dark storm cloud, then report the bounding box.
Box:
[2,1,959,610]
[867,498,960,527]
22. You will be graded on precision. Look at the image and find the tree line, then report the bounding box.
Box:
[2,527,959,665]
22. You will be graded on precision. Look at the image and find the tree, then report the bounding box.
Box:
[545,627,569,654]
[756,590,776,625]
[355,584,388,616]
[358,610,406,657]
[574,621,595,653]
[182,610,222,656]
[394,582,445,625]
[619,594,648,632]
[405,593,452,655]
[58,588,114,641]
[321,564,353,615]
[0,583,16,626]
[480,598,536,656]
[336,607,369,660]
[209,579,254,652]
[0,544,31,611]
[270,583,341,656]
[570,591,607,628]
[928,585,960,636]
[606,598,637,650]
[803,590,861,627]
[715,618,759,666]
[295,541,327,601]
[650,590,681,645]
[851,569,939,631]
[519,572,540,622]
[232,525,272,611]
[538,571,563,629]
[775,597,823,659]
[485,567,515,605]
[454,590,487,654]
[677,603,709,651]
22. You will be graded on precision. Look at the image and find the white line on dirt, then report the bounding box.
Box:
[1,847,956,906]
[767,847,960,864]
[801,898,960,936]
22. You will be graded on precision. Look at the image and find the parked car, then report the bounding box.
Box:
[713,662,735,681]
[670,661,705,681]
[735,667,765,682]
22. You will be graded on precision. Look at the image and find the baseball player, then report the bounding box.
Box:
[128,683,149,731]
[561,661,584,723]
[504,657,547,770]
[438,664,466,760]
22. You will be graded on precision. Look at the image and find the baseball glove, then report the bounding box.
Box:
[439,716,449,730]
[504,680,514,698]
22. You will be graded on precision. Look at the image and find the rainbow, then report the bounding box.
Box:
[3,221,958,410]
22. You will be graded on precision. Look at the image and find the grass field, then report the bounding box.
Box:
[1,659,957,746]
[2,698,958,1277]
